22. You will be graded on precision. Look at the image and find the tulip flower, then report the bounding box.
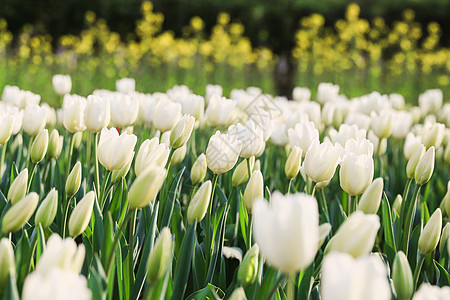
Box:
[179,94,204,121]
[368,130,387,156]
[191,153,207,185]
[422,122,445,149]
[62,94,86,133]
[68,191,96,237]
[47,129,64,159]
[414,146,435,185]
[115,77,135,94]
[187,180,212,224]
[65,162,82,198]
[391,111,413,139]
[253,191,319,274]
[412,283,450,300]
[228,120,265,158]
[326,211,379,258]
[317,82,339,104]
[228,287,247,300]
[22,104,47,137]
[321,252,391,300]
[204,95,236,127]
[404,133,422,160]
[318,223,332,250]
[304,139,342,183]
[443,181,450,217]
[35,189,58,229]
[393,194,403,217]
[31,129,49,164]
[232,157,255,187]
[329,124,367,147]
[357,177,383,214]
[110,93,139,128]
[0,112,13,145]
[392,251,414,300]
[146,227,172,283]
[340,153,374,196]
[418,208,442,255]
[285,146,302,180]
[128,166,167,209]
[237,244,259,287]
[52,74,72,96]
[153,98,182,132]
[7,168,28,205]
[2,192,39,234]
[406,144,425,179]
[243,170,264,212]
[97,127,137,171]
[370,111,392,139]
[293,87,311,102]
[84,95,111,132]
[170,114,195,149]
[171,144,187,165]
[288,121,319,156]
[111,152,134,184]
[206,131,242,174]
[134,138,169,176]
[0,238,15,288]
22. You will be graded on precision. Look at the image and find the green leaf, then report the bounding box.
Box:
[171,220,197,300]
[434,260,450,286]
[238,191,248,249]
[161,167,185,228]
[381,192,397,252]
[4,273,20,300]
[297,264,314,300]
[186,283,224,300]
[35,223,46,264]
[256,266,282,300]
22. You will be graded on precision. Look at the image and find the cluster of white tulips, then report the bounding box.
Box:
[0,74,449,300]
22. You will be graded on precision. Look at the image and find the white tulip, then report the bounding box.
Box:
[292,87,311,102]
[304,139,342,183]
[391,111,413,139]
[317,82,339,104]
[0,111,13,145]
[115,77,135,94]
[110,93,139,127]
[412,283,450,300]
[404,132,422,160]
[344,138,374,157]
[418,89,443,115]
[253,191,319,274]
[340,153,374,196]
[84,95,110,132]
[288,121,319,156]
[62,94,86,133]
[153,98,182,132]
[228,120,265,158]
[204,95,236,127]
[22,104,47,136]
[52,74,72,96]
[370,111,392,139]
[329,124,367,147]
[97,127,137,171]
[206,131,242,174]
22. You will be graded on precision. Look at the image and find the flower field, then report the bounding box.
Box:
[0,75,449,300]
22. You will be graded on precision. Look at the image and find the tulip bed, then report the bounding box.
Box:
[0,78,449,300]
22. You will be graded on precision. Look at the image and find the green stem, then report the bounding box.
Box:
[397,178,413,246]
[347,194,353,216]
[266,273,284,300]
[205,173,219,264]
[413,254,425,289]
[100,170,112,209]
[247,214,253,250]
[27,163,38,193]
[246,157,253,179]
[62,196,73,238]
[287,179,293,194]
[128,209,137,295]
[67,134,75,176]
[402,184,421,254]
[320,189,330,224]
[94,132,100,197]
[287,274,296,300]
[26,136,34,170]
[0,142,6,176]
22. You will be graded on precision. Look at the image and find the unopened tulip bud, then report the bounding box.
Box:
[254,159,261,171]
[191,153,207,185]
[8,168,28,205]
[439,223,450,255]
[393,195,403,217]
[315,180,331,191]
[47,129,63,159]
[406,145,425,179]
[371,112,392,139]
[171,144,187,166]
[2,192,39,234]
[65,161,82,198]
[243,170,264,213]
[414,146,435,185]
[170,115,195,149]
[285,146,302,180]
[232,157,255,187]
[444,144,450,164]
[35,188,58,228]
[339,153,374,196]
[73,131,83,149]
[318,223,331,249]
[422,123,445,149]
[31,129,48,164]
[237,244,259,287]
[187,180,212,224]
[128,166,167,209]
[147,227,173,283]
[443,182,450,217]
[358,178,383,214]
[228,287,247,300]
[392,251,414,300]
[326,211,380,258]
[68,191,95,237]
[111,152,134,184]
[418,208,442,255]
[0,238,15,288]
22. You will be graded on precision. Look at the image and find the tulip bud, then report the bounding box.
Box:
[414,146,435,185]
[285,146,302,180]
[147,227,173,283]
[393,195,403,217]
[52,74,72,96]
[243,170,264,213]
[237,244,259,287]
[339,153,374,196]
[65,161,82,198]
[304,139,342,183]
[31,129,48,164]
[190,153,207,185]
[170,115,195,149]
[47,129,64,159]
[7,168,28,205]
[68,191,95,237]
[422,123,445,149]
[228,287,247,300]
[318,223,332,249]
[35,189,58,228]
[254,159,261,171]
[418,208,442,255]
[443,182,450,217]
[392,251,414,300]
[371,112,392,139]
[128,166,167,209]
[326,211,380,258]
[73,131,83,149]
[315,180,331,191]
[2,192,39,234]
[439,223,450,255]
[444,143,450,165]
[0,113,13,146]
[171,144,187,166]
[111,152,134,184]
[358,178,383,215]
[0,238,15,288]
[232,157,255,187]
[187,180,212,224]
[406,145,425,179]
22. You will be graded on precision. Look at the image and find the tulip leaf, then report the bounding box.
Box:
[192,241,207,291]
[35,223,46,263]
[16,230,31,290]
[116,239,124,300]
[238,191,249,249]
[93,193,104,253]
[381,192,396,252]
[186,283,224,300]
[161,167,185,228]
[297,264,314,300]
[4,273,20,300]
[256,267,282,299]
[131,203,159,300]
[171,220,197,300]
[171,199,185,257]
[101,212,114,268]
[434,260,450,286]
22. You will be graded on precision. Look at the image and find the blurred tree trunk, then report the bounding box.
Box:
[274,53,295,99]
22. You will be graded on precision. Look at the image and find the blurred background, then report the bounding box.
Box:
[0,0,449,105]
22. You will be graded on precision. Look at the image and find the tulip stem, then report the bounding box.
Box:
[26,163,38,193]
[62,196,73,238]
[0,142,6,176]
[247,157,253,179]
[320,189,330,224]
[287,273,296,300]
[401,184,421,255]
[266,272,284,300]
[26,136,34,170]
[205,173,219,264]
[128,209,137,294]
[67,133,75,176]
[397,178,413,247]
[347,194,353,216]
[287,179,293,194]
[413,254,425,289]
[100,170,112,209]
[94,132,100,198]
